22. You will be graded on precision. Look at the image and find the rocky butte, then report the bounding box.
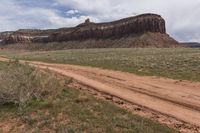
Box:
[0,13,180,49]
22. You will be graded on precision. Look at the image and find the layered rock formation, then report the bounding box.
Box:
[33,13,166,43]
[0,13,180,49]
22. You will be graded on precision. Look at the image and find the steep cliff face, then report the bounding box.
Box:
[0,31,32,44]
[36,13,166,42]
[0,13,180,49]
[3,35,33,44]
[0,31,13,43]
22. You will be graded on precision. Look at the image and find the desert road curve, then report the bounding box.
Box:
[0,57,200,127]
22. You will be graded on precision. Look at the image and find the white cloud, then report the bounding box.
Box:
[0,0,200,42]
[66,9,79,15]
[0,0,91,31]
[56,0,200,42]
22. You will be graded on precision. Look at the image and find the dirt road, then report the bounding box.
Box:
[1,57,200,128]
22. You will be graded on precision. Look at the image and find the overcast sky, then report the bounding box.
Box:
[0,0,200,42]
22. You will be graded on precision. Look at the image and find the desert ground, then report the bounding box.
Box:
[0,48,200,133]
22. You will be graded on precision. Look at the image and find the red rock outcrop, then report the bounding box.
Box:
[37,13,166,42]
[0,13,180,49]
[3,35,33,44]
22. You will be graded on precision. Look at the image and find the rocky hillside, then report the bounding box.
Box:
[0,13,180,49]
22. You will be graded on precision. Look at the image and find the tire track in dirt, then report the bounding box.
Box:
[0,56,200,132]
[26,61,200,126]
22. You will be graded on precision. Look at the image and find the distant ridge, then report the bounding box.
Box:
[181,42,200,48]
[0,13,181,50]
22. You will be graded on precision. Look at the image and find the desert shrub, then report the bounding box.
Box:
[0,62,60,108]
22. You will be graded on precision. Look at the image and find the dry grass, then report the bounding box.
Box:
[0,60,61,109]
[0,61,179,133]
[2,48,199,82]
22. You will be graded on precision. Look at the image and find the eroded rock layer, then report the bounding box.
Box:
[0,13,180,48]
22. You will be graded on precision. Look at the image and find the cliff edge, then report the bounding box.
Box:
[0,13,180,49]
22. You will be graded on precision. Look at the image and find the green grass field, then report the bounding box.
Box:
[2,48,200,82]
[0,61,178,133]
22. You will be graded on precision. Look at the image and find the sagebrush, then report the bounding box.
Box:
[0,61,60,108]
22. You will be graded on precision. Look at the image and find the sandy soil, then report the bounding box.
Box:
[1,56,200,132]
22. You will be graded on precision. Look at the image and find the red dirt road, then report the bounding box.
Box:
[1,57,200,129]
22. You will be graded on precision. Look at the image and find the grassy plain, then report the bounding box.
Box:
[1,48,200,82]
[0,61,179,133]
